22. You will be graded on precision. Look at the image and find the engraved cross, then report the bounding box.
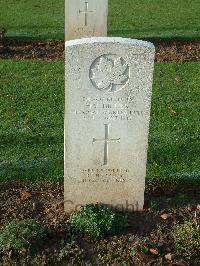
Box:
[79,1,94,26]
[93,124,120,166]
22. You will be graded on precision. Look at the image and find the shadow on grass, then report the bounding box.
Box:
[3,34,200,44]
[0,135,199,183]
[115,194,200,239]
[0,158,63,181]
[0,36,63,47]
[4,31,64,41]
[0,133,60,147]
[149,141,199,165]
[108,30,200,42]
[0,132,63,180]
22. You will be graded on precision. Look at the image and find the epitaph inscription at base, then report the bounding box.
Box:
[65,0,108,40]
[65,38,155,213]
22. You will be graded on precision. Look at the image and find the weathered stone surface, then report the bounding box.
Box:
[65,0,108,40]
[65,37,155,213]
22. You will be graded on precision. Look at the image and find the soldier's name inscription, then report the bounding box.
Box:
[73,95,149,120]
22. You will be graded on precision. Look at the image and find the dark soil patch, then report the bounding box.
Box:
[0,39,199,62]
[0,181,199,265]
[0,39,64,61]
[155,40,200,62]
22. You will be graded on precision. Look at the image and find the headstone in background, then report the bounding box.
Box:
[65,37,155,213]
[65,0,108,40]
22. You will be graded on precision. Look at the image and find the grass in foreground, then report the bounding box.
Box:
[0,200,199,265]
[69,204,128,239]
[0,60,199,182]
[0,219,48,256]
[0,0,199,40]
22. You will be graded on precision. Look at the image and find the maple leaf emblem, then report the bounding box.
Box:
[90,56,129,92]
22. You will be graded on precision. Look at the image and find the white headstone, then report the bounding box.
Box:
[65,0,108,40]
[65,37,155,213]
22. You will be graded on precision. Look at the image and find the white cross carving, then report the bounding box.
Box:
[79,1,94,26]
[93,124,120,166]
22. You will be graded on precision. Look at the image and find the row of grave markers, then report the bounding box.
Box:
[64,0,155,213]
[65,0,108,40]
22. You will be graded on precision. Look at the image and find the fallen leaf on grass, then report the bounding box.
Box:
[20,190,32,200]
[160,213,172,220]
[149,248,159,255]
[165,253,174,261]
[19,248,27,256]
[175,76,181,84]
[197,204,200,211]
[168,106,177,117]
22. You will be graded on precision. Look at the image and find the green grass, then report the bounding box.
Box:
[0,61,64,181]
[148,62,200,181]
[69,204,128,239]
[0,0,64,40]
[173,220,200,258]
[108,0,200,40]
[0,219,48,255]
[0,0,199,40]
[0,60,199,182]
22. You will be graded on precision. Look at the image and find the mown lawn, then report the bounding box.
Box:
[0,61,64,181]
[0,0,64,39]
[0,0,199,40]
[109,0,200,40]
[0,60,199,182]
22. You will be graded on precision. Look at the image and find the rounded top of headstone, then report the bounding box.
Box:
[65,37,154,49]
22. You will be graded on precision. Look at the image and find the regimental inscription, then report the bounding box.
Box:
[73,96,148,121]
[93,124,120,165]
[81,168,130,182]
[79,1,94,26]
[90,54,129,92]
